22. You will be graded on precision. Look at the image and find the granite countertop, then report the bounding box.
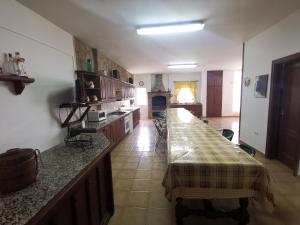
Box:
[0,133,110,225]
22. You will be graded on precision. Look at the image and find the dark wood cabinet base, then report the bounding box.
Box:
[175,198,250,225]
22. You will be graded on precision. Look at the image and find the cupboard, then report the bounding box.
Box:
[27,150,114,225]
[76,71,135,104]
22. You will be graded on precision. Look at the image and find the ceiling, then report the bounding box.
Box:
[18,0,300,74]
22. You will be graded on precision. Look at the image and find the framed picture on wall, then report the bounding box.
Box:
[254,74,269,98]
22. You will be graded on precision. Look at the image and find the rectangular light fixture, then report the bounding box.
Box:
[168,64,198,69]
[136,21,204,35]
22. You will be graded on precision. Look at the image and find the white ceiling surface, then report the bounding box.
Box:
[18,0,300,74]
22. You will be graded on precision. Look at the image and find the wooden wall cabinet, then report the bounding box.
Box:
[77,71,135,104]
[170,103,202,118]
[28,152,114,225]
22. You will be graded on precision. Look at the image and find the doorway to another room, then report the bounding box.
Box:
[205,70,242,144]
[266,52,300,174]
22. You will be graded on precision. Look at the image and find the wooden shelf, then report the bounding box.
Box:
[0,74,35,95]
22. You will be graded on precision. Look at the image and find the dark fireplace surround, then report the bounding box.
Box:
[148,91,171,118]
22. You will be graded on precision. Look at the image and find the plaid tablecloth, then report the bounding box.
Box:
[162,108,274,205]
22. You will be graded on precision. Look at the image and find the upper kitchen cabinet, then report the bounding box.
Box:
[76,71,135,104]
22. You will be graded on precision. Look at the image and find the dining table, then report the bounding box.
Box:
[162,108,274,225]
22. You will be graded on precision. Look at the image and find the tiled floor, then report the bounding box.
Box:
[204,117,240,144]
[109,119,300,225]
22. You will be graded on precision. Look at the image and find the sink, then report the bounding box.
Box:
[109,111,127,116]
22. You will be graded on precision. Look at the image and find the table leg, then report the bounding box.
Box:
[238,198,250,225]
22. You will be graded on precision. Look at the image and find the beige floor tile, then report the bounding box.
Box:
[149,192,172,209]
[127,191,149,208]
[114,179,133,191]
[151,170,165,180]
[123,162,139,169]
[114,191,128,207]
[150,180,165,192]
[112,162,124,169]
[152,162,166,170]
[108,207,123,225]
[112,156,128,163]
[147,208,172,225]
[126,156,141,163]
[112,169,121,178]
[138,162,153,170]
[121,207,147,225]
[117,169,137,179]
[135,170,152,179]
[132,179,151,191]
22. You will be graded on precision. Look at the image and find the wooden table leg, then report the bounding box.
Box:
[238,198,250,225]
[175,198,186,225]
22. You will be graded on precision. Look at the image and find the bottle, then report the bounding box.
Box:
[8,53,16,74]
[87,58,93,72]
[14,52,22,75]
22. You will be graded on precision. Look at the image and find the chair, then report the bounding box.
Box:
[222,129,234,141]
[239,143,256,157]
[153,119,167,152]
[203,119,209,124]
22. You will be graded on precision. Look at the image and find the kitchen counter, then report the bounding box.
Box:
[85,107,140,130]
[0,133,110,225]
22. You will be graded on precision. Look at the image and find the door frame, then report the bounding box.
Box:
[265,52,300,175]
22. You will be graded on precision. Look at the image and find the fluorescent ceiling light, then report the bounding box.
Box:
[168,64,198,69]
[137,21,204,35]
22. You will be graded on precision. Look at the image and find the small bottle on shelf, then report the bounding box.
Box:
[7,53,16,74]
[87,58,93,72]
[14,52,27,76]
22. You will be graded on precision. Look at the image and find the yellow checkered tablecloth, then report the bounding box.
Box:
[162,108,274,205]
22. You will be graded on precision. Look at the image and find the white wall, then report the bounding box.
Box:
[134,71,240,118]
[201,70,241,117]
[0,0,76,153]
[134,72,202,119]
[240,8,300,160]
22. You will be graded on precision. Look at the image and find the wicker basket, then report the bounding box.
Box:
[0,148,38,194]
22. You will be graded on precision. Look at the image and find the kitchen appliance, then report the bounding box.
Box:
[124,115,130,134]
[87,110,107,122]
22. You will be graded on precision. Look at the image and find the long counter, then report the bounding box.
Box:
[0,133,111,225]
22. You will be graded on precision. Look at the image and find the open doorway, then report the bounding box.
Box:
[266,52,300,175]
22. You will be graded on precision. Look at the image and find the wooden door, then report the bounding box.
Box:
[207,71,223,117]
[277,62,300,169]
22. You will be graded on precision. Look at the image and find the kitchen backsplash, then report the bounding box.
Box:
[93,100,132,113]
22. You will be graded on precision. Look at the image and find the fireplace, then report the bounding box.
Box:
[148,74,171,118]
[148,91,171,118]
[152,96,167,111]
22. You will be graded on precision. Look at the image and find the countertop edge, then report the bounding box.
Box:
[25,143,113,225]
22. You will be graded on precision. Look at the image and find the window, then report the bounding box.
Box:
[177,88,195,103]
[136,88,147,105]
[174,81,197,103]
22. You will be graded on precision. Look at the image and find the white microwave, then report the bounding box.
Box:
[87,110,107,122]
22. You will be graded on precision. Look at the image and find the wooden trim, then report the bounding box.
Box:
[265,52,300,175]
[239,43,245,141]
